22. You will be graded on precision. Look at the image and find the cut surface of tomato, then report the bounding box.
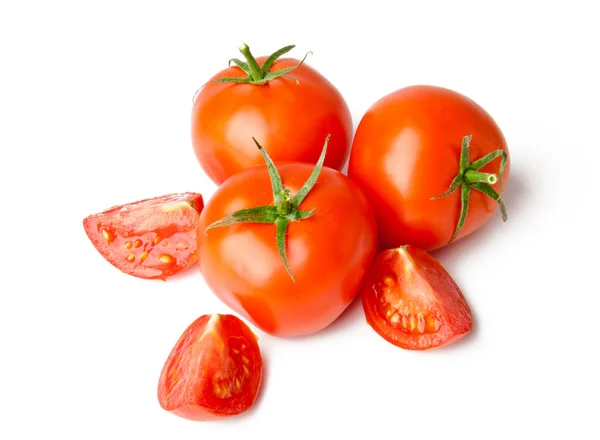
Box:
[83,193,203,280]
[157,314,262,421]
[362,245,472,350]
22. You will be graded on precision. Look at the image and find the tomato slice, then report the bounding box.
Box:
[157,314,263,421]
[362,245,472,350]
[83,193,203,280]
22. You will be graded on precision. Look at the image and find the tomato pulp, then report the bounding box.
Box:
[83,193,203,279]
[157,314,262,420]
[362,246,472,350]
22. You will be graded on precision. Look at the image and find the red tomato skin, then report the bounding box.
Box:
[157,314,262,421]
[197,163,378,337]
[348,85,511,251]
[192,56,353,185]
[362,246,472,350]
[83,193,203,280]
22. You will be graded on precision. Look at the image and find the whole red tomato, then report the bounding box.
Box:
[197,137,377,337]
[348,85,510,251]
[192,44,352,185]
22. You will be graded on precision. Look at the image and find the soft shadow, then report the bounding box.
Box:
[162,262,201,282]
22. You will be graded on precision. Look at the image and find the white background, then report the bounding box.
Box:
[1,1,598,439]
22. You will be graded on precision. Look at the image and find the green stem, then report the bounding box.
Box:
[239,43,263,82]
[276,190,293,216]
[464,169,498,185]
[431,134,509,244]
[213,43,311,86]
[205,135,331,281]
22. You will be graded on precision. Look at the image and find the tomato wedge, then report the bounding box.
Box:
[157,314,262,421]
[83,193,203,280]
[361,245,472,350]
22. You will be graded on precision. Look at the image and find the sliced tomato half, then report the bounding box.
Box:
[362,245,472,350]
[83,192,203,280]
[157,314,263,421]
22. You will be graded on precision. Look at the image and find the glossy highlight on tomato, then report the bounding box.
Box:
[197,149,377,337]
[348,85,510,251]
[157,314,262,421]
[362,245,472,350]
[192,44,352,185]
[83,193,203,280]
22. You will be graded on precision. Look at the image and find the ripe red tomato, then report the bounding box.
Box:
[362,245,472,350]
[157,314,262,421]
[83,193,203,280]
[348,85,510,251]
[192,44,352,185]
[197,139,377,337]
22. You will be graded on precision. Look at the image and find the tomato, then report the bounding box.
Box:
[192,44,352,185]
[157,314,262,421]
[83,193,203,280]
[197,137,377,337]
[348,85,510,251]
[361,245,472,350]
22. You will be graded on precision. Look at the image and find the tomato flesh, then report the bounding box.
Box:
[362,245,472,350]
[157,314,262,421]
[83,193,203,280]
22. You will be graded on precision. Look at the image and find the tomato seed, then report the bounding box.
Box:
[427,317,443,332]
[154,236,162,245]
[127,254,135,262]
[418,314,426,333]
[212,381,228,399]
[158,254,174,264]
[233,377,242,394]
[101,228,113,243]
[140,251,148,263]
[133,239,142,248]
[124,241,132,249]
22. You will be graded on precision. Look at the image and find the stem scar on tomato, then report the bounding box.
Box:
[431,135,508,243]
[215,44,312,86]
[205,135,331,282]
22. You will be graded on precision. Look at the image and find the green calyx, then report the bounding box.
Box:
[206,135,331,281]
[431,135,508,244]
[214,43,311,86]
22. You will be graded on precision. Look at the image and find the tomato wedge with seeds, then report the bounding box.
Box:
[83,193,203,280]
[362,245,472,350]
[157,314,262,421]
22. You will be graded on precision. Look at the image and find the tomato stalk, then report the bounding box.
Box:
[431,135,508,244]
[205,135,330,281]
[214,43,312,85]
